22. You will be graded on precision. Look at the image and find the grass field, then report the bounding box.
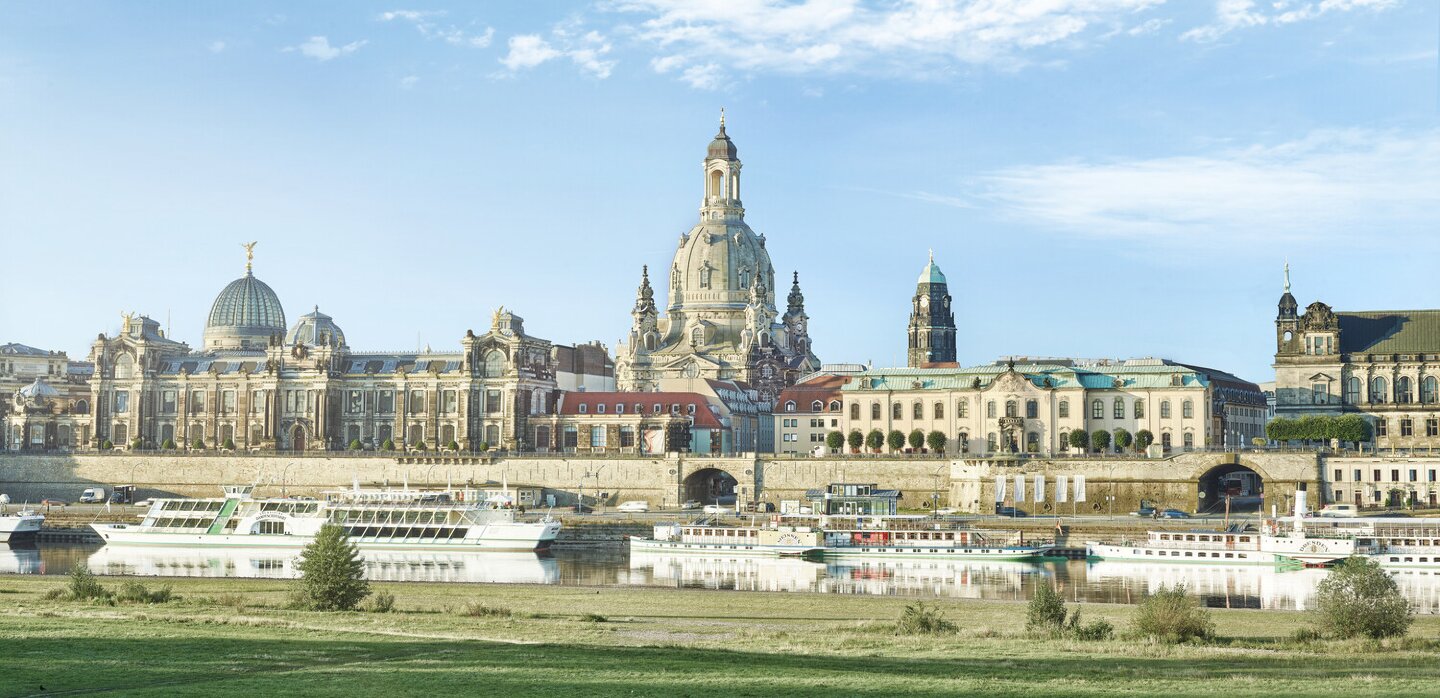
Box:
[2,574,1439,697]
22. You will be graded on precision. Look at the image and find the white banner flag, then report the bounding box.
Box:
[1057,475,1068,503]
[1014,474,1025,503]
[1034,475,1045,503]
[994,476,1006,503]
[1074,475,1087,503]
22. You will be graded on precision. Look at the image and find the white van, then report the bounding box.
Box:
[616,500,650,513]
[79,487,107,503]
[1318,503,1359,518]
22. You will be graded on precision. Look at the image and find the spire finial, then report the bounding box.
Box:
[642,264,649,279]
[792,270,799,284]
[1284,260,1291,294]
[242,241,257,275]
[928,248,933,264]
[719,106,725,129]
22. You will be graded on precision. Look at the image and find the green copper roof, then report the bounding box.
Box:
[1338,310,1440,355]
[840,362,1210,392]
[918,256,946,285]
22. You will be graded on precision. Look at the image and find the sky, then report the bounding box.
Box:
[2,0,1437,383]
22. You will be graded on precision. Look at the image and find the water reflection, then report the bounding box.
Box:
[16,544,1440,614]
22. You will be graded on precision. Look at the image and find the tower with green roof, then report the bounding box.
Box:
[907,252,956,367]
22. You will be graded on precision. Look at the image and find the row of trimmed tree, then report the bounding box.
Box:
[1265,414,1372,444]
[1066,428,1154,454]
[827,429,949,454]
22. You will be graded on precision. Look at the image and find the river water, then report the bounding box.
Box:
[8,543,1440,614]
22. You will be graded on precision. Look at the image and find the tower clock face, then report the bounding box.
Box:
[920,296,929,308]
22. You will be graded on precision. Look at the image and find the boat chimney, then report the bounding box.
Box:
[1293,491,1307,534]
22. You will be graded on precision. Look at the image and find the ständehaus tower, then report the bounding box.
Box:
[615,116,819,403]
[907,253,956,367]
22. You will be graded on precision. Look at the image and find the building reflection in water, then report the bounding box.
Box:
[80,545,559,584]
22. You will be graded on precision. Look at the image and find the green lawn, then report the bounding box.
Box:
[1,575,1438,696]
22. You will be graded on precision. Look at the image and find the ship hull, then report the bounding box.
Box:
[0,515,43,543]
[92,521,559,552]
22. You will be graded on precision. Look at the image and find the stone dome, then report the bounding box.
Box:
[286,306,346,349]
[203,270,286,351]
[707,124,738,161]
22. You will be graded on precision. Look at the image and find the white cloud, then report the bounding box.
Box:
[1182,0,1397,42]
[612,0,1167,86]
[208,40,227,54]
[289,36,367,61]
[958,129,1440,244]
[380,9,494,48]
[400,75,420,89]
[680,63,725,90]
[499,28,615,78]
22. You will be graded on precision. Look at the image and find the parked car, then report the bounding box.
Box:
[616,500,650,513]
[680,499,701,510]
[1158,509,1191,519]
[994,506,1028,517]
[1131,506,1156,517]
[39,498,67,507]
[1318,504,1359,518]
[133,499,153,507]
[702,504,730,515]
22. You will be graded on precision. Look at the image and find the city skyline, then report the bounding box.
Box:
[4,1,1439,382]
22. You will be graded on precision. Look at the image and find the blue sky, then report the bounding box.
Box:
[2,1,1437,382]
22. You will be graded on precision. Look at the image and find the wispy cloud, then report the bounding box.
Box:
[286,36,367,61]
[379,9,493,48]
[1182,0,1397,42]
[955,129,1440,244]
[207,40,227,54]
[499,26,614,78]
[612,0,1166,88]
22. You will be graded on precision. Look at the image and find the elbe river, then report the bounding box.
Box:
[8,543,1440,614]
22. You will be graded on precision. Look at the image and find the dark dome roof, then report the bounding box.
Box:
[708,124,738,160]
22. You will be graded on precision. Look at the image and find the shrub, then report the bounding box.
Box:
[448,440,460,451]
[293,523,369,611]
[414,442,427,452]
[826,431,844,451]
[381,439,395,451]
[65,565,111,602]
[1312,557,1412,639]
[100,439,113,450]
[116,581,174,604]
[1135,430,1154,450]
[887,430,906,452]
[581,612,608,623]
[1133,584,1213,643]
[366,591,396,613]
[1027,584,1069,633]
[926,430,948,453]
[1069,613,1115,641]
[1113,429,1133,451]
[349,439,363,451]
[459,601,512,618]
[130,438,144,450]
[1090,429,1112,453]
[907,429,925,450]
[191,438,205,450]
[221,438,235,451]
[161,438,176,450]
[1067,430,1088,451]
[865,429,885,452]
[895,601,956,635]
[847,430,864,452]
[1290,627,1323,644]
[477,442,490,452]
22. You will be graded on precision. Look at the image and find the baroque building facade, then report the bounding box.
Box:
[1274,265,1440,450]
[615,117,819,403]
[74,248,613,453]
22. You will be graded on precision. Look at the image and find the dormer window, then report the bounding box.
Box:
[596,404,605,414]
[578,404,587,414]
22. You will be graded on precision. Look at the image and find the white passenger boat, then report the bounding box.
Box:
[0,509,44,543]
[91,485,560,552]
[815,515,1043,561]
[86,545,560,583]
[1292,516,1440,569]
[629,523,826,557]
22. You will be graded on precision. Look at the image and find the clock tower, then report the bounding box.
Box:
[907,252,956,367]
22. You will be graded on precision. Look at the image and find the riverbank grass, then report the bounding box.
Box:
[2,575,1440,696]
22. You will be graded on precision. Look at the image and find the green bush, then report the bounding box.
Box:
[1067,430,1088,450]
[100,439,113,450]
[1113,428,1133,451]
[1267,415,1372,444]
[365,590,396,613]
[907,429,925,450]
[459,601,512,618]
[581,612,608,623]
[293,523,370,611]
[448,440,460,451]
[191,438,205,450]
[115,581,174,604]
[381,439,395,451]
[926,430,948,453]
[221,438,236,451]
[477,442,490,452]
[1091,429,1111,453]
[1069,613,1115,641]
[826,431,845,450]
[414,441,427,452]
[1135,430,1154,450]
[64,565,111,602]
[1027,584,1068,633]
[1312,557,1412,639]
[130,437,143,450]
[887,430,906,452]
[865,429,885,451]
[160,438,176,450]
[847,430,864,451]
[895,601,956,635]
[349,439,363,451]
[1132,584,1213,643]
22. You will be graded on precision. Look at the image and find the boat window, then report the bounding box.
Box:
[1145,550,1153,555]
[1159,534,1169,541]
[945,533,955,540]
[1239,536,1250,543]
[1185,535,1196,541]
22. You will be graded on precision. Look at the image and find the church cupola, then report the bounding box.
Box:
[1277,262,1298,320]
[702,109,742,215]
[907,251,957,368]
[1275,263,1302,356]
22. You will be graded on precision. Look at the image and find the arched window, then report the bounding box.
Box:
[811,400,823,412]
[1025,399,1038,419]
[1424,377,1438,404]
[1182,400,1194,419]
[485,424,500,446]
[483,350,504,377]
[871,402,881,420]
[986,401,996,418]
[957,432,969,452]
[691,326,705,346]
[986,432,997,452]
[1091,400,1103,419]
[1345,377,1361,404]
[913,401,923,419]
[1161,432,1172,449]
[851,403,860,420]
[1182,432,1194,449]
[1396,377,1413,404]
[933,402,944,419]
[784,401,796,412]
[113,353,135,380]
[1371,376,1388,403]
[1160,401,1172,418]
[892,403,903,420]
[1113,398,1125,419]
[1026,432,1039,452]
[1134,399,1145,418]
[1059,430,1069,448]
[1005,400,1017,418]
[1058,399,1069,418]
[73,399,89,415]
[957,399,968,418]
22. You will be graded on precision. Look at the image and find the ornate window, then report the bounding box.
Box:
[1091,400,1103,419]
[409,390,425,414]
[483,350,505,377]
[1182,400,1194,419]
[913,402,923,419]
[1344,377,1360,404]
[1026,399,1038,419]
[933,402,944,419]
[1371,376,1388,403]
[699,264,712,289]
[871,402,881,420]
[1396,377,1413,404]
[1160,401,1171,419]
[1113,398,1125,420]
[691,327,704,347]
[812,400,824,412]
[784,401,796,412]
[1134,399,1145,418]
[892,403,903,420]
[1005,400,1017,418]
[1058,399,1069,418]
[1423,377,1438,404]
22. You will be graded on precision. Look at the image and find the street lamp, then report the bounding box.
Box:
[280,461,297,498]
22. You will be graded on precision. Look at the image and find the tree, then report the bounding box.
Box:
[1027,583,1068,633]
[826,431,844,451]
[380,439,395,451]
[293,523,370,611]
[1135,430,1154,451]
[926,430,948,454]
[1132,584,1213,642]
[1334,414,1372,444]
[1091,429,1111,453]
[1067,430,1089,451]
[866,429,885,452]
[886,430,906,452]
[1312,557,1412,639]
[847,430,864,452]
[1113,428,1133,452]
[349,439,363,451]
[908,429,925,450]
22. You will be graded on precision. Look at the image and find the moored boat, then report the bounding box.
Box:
[91,485,560,552]
[814,515,1043,561]
[0,509,44,543]
[629,522,825,557]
